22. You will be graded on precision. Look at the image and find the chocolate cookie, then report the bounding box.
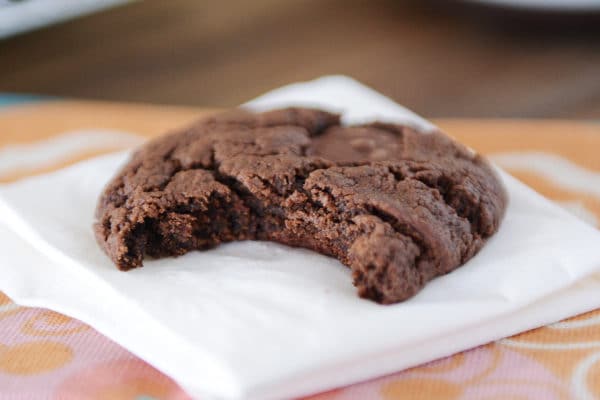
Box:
[95,108,506,304]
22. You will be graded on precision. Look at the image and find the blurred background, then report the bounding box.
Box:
[2,0,600,118]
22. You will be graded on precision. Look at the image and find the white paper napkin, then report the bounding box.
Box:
[1,76,600,400]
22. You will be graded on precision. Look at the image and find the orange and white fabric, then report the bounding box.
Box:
[1,86,600,399]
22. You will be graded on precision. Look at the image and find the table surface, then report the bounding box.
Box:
[2,0,600,119]
[1,97,600,399]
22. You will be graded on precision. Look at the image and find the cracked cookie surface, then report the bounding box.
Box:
[94,107,507,304]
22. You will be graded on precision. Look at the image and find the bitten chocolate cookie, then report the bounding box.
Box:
[95,107,506,304]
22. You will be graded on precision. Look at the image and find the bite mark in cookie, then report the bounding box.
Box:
[95,108,506,304]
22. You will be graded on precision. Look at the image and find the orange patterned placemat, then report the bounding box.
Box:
[1,98,599,399]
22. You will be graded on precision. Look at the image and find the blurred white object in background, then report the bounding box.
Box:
[468,0,600,11]
[0,0,131,39]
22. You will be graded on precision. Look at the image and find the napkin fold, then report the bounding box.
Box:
[1,76,600,400]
